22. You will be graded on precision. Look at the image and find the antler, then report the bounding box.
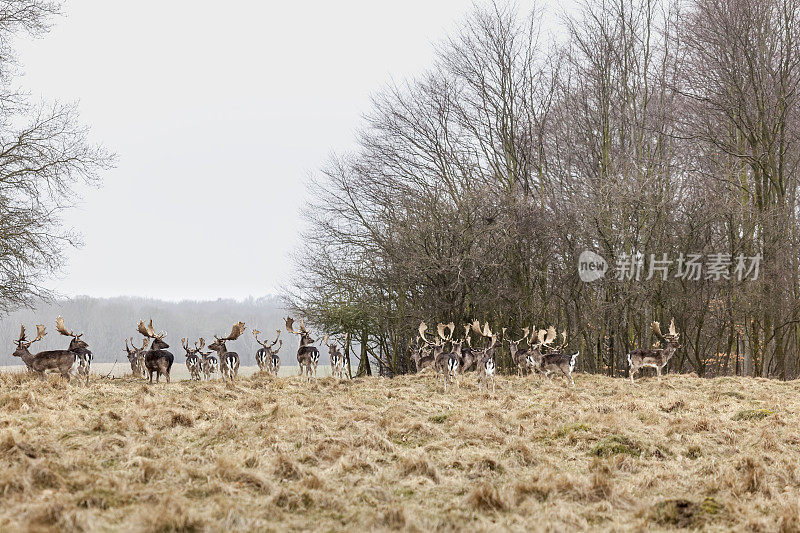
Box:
[323,333,331,347]
[221,322,246,341]
[285,316,299,335]
[418,322,434,345]
[668,318,678,338]
[56,316,80,338]
[543,326,557,346]
[298,316,310,334]
[516,327,530,344]
[471,319,482,335]
[19,324,46,347]
[253,329,267,347]
[437,323,452,341]
[652,321,665,342]
[181,338,190,352]
[273,339,282,354]
[270,330,281,347]
[197,338,205,351]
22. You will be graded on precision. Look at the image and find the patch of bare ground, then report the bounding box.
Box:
[0,371,798,531]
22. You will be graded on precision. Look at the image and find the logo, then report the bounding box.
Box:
[578,250,607,282]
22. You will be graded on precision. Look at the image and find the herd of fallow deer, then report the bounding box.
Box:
[10,314,681,389]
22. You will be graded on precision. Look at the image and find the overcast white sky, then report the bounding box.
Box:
[13,0,566,301]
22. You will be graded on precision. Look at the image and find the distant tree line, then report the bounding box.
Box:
[286,0,800,379]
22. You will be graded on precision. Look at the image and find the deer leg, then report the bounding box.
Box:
[656,365,662,382]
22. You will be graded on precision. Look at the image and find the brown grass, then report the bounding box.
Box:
[0,371,798,531]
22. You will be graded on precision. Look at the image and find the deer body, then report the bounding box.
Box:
[14,346,76,381]
[285,317,318,382]
[201,353,218,380]
[144,339,174,384]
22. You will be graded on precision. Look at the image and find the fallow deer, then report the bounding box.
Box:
[124,337,149,378]
[627,319,681,383]
[505,326,534,376]
[200,351,219,380]
[208,322,246,382]
[473,322,498,392]
[285,316,319,381]
[254,329,282,375]
[432,322,462,391]
[323,333,347,379]
[181,337,204,381]
[137,319,174,384]
[11,324,69,381]
[410,337,435,373]
[418,322,448,387]
[537,327,578,387]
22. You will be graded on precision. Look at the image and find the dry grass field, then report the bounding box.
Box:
[0,371,799,532]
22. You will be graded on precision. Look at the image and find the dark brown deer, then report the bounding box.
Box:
[182,337,204,381]
[627,319,681,383]
[208,322,246,382]
[137,319,174,384]
[254,329,282,375]
[285,316,319,381]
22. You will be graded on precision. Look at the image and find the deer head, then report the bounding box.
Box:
[57,316,89,351]
[653,318,681,348]
[285,316,314,347]
[208,322,246,353]
[137,319,169,350]
[254,329,281,352]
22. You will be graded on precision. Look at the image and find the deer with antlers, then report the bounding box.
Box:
[505,326,536,376]
[124,337,149,378]
[428,322,462,391]
[182,338,205,381]
[254,329,282,375]
[418,321,449,385]
[472,321,498,392]
[137,319,175,384]
[535,326,578,387]
[323,333,348,379]
[627,319,680,383]
[410,337,435,373]
[11,323,60,380]
[208,322,246,382]
[285,316,319,381]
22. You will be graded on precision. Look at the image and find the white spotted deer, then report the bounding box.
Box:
[323,333,348,379]
[254,329,282,375]
[182,337,204,381]
[208,322,246,382]
[627,319,680,383]
[285,316,319,382]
